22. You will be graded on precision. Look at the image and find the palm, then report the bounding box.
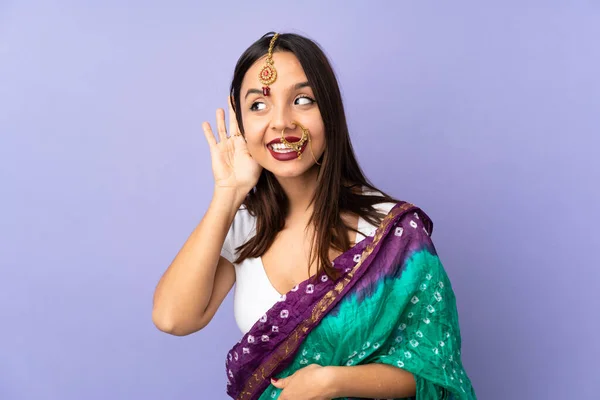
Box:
[210,135,261,189]
[203,103,262,192]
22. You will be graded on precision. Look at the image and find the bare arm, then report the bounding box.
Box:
[152,103,262,336]
[325,364,416,399]
[152,189,241,336]
[272,363,416,399]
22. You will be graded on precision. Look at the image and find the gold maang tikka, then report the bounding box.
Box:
[258,33,279,96]
[281,121,322,165]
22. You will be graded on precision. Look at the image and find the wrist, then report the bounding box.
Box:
[319,366,341,398]
[211,187,247,217]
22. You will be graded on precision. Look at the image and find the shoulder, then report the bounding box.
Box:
[229,206,257,245]
[361,187,396,214]
[356,188,402,238]
[374,200,396,216]
[397,204,433,235]
[221,206,257,263]
[368,196,434,240]
[390,203,436,253]
[362,188,413,223]
[231,205,256,230]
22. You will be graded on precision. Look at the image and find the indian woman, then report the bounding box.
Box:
[152,32,476,400]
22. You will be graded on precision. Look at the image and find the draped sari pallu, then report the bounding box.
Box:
[225,202,477,400]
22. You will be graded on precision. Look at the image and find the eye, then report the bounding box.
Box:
[294,95,315,106]
[250,101,266,111]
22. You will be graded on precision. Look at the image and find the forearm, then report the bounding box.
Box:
[324,364,416,399]
[152,188,242,330]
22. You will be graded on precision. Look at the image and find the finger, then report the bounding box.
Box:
[232,134,244,151]
[271,377,286,388]
[228,96,241,137]
[202,122,217,147]
[216,108,228,141]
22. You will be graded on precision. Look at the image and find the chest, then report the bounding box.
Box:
[260,227,317,295]
[260,216,362,295]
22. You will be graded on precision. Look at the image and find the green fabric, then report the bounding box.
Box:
[259,249,476,400]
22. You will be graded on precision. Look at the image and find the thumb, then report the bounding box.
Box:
[271,376,288,388]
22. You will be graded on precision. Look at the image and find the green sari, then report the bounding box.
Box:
[227,203,476,399]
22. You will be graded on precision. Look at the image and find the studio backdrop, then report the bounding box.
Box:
[1,1,598,399]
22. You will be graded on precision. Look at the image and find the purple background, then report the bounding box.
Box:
[1,1,599,399]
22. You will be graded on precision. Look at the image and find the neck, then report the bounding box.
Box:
[275,165,320,219]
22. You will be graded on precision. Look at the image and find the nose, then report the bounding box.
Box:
[269,104,296,134]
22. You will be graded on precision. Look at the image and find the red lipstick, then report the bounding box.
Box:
[266,136,307,161]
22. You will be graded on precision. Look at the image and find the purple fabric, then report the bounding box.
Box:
[225,202,433,399]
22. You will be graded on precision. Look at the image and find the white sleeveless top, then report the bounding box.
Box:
[221,200,395,334]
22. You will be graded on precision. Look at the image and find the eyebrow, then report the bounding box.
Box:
[244,81,311,99]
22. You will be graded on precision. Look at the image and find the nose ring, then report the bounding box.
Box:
[280,121,321,165]
[280,122,309,159]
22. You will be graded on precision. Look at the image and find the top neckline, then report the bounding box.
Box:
[257,214,371,296]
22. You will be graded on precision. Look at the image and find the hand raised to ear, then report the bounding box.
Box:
[202,98,262,194]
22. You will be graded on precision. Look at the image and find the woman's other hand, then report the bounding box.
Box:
[271,364,335,400]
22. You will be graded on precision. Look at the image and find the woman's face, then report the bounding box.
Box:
[240,51,325,178]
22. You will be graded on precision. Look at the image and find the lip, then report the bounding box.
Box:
[266,136,301,146]
[267,137,307,161]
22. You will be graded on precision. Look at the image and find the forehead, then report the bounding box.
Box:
[241,51,307,91]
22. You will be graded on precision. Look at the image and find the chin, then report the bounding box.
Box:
[263,161,317,179]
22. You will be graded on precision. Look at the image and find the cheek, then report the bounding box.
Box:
[244,121,264,157]
[244,133,264,155]
[312,124,326,148]
[241,118,262,145]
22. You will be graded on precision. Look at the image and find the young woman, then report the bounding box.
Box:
[153,32,476,400]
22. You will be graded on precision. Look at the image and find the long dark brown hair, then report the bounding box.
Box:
[230,32,398,279]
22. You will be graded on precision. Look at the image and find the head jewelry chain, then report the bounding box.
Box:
[257,33,321,165]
